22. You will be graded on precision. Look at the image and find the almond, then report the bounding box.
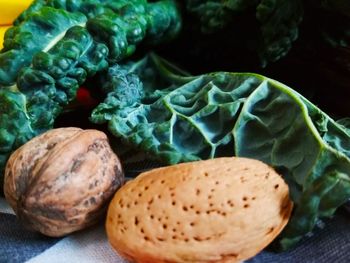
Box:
[106,157,292,263]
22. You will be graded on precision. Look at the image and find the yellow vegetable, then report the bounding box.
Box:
[0,0,32,25]
[0,25,10,49]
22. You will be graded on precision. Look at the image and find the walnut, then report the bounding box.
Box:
[4,127,124,237]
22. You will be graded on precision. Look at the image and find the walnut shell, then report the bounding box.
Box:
[4,127,124,237]
[106,157,292,263]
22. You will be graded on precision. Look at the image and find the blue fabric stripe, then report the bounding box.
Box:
[248,210,350,262]
[0,213,61,263]
[0,210,349,262]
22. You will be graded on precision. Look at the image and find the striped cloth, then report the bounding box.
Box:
[1,196,350,263]
[1,146,350,263]
[0,198,126,263]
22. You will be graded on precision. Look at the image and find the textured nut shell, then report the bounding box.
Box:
[106,157,292,263]
[4,127,124,237]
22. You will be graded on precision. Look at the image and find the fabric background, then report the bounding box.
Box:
[1,196,350,263]
[1,134,349,263]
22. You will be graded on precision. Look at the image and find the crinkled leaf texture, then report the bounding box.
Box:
[186,0,303,66]
[0,7,86,87]
[321,0,350,18]
[0,90,36,189]
[14,0,145,24]
[311,0,350,48]
[186,0,258,32]
[2,0,181,87]
[0,25,109,190]
[256,0,303,66]
[91,54,350,250]
[0,1,181,191]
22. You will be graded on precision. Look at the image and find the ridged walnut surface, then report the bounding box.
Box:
[4,127,124,237]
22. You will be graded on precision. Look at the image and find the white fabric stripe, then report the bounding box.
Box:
[0,197,15,215]
[26,223,128,263]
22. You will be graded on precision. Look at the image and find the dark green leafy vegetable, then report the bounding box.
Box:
[18,25,109,131]
[186,0,303,66]
[90,53,350,250]
[186,0,258,32]
[0,7,86,87]
[256,0,303,66]
[321,0,350,17]
[0,90,36,188]
[4,0,180,87]
[0,1,181,189]
[310,0,350,48]
[14,0,141,24]
[234,78,350,249]
[13,0,46,25]
[183,0,350,68]
[0,25,109,190]
[86,1,181,62]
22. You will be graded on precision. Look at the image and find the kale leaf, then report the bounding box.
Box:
[321,0,350,17]
[90,53,350,250]
[0,1,181,189]
[18,25,109,132]
[309,0,350,48]
[13,0,47,25]
[256,0,303,66]
[0,90,36,189]
[0,7,86,87]
[186,0,259,32]
[14,0,144,24]
[186,0,303,66]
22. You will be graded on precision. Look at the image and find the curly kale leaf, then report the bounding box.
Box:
[0,1,181,189]
[0,90,37,189]
[89,64,144,124]
[256,0,303,66]
[90,54,190,124]
[0,7,86,87]
[308,0,350,48]
[0,26,109,183]
[46,0,142,18]
[91,54,350,250]
[86,0,181,62]
[14,0,143,24]
[13,0,47,25]
[186,0,303,66]
[17,25,109,132]
[186,0,259,32]
[321,0,350,17]
[3,0,180,87]
[321,17,350,48]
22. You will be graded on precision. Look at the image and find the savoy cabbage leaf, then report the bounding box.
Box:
[91,53,350,250]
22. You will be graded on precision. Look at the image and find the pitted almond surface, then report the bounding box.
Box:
[106,157,292,263]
